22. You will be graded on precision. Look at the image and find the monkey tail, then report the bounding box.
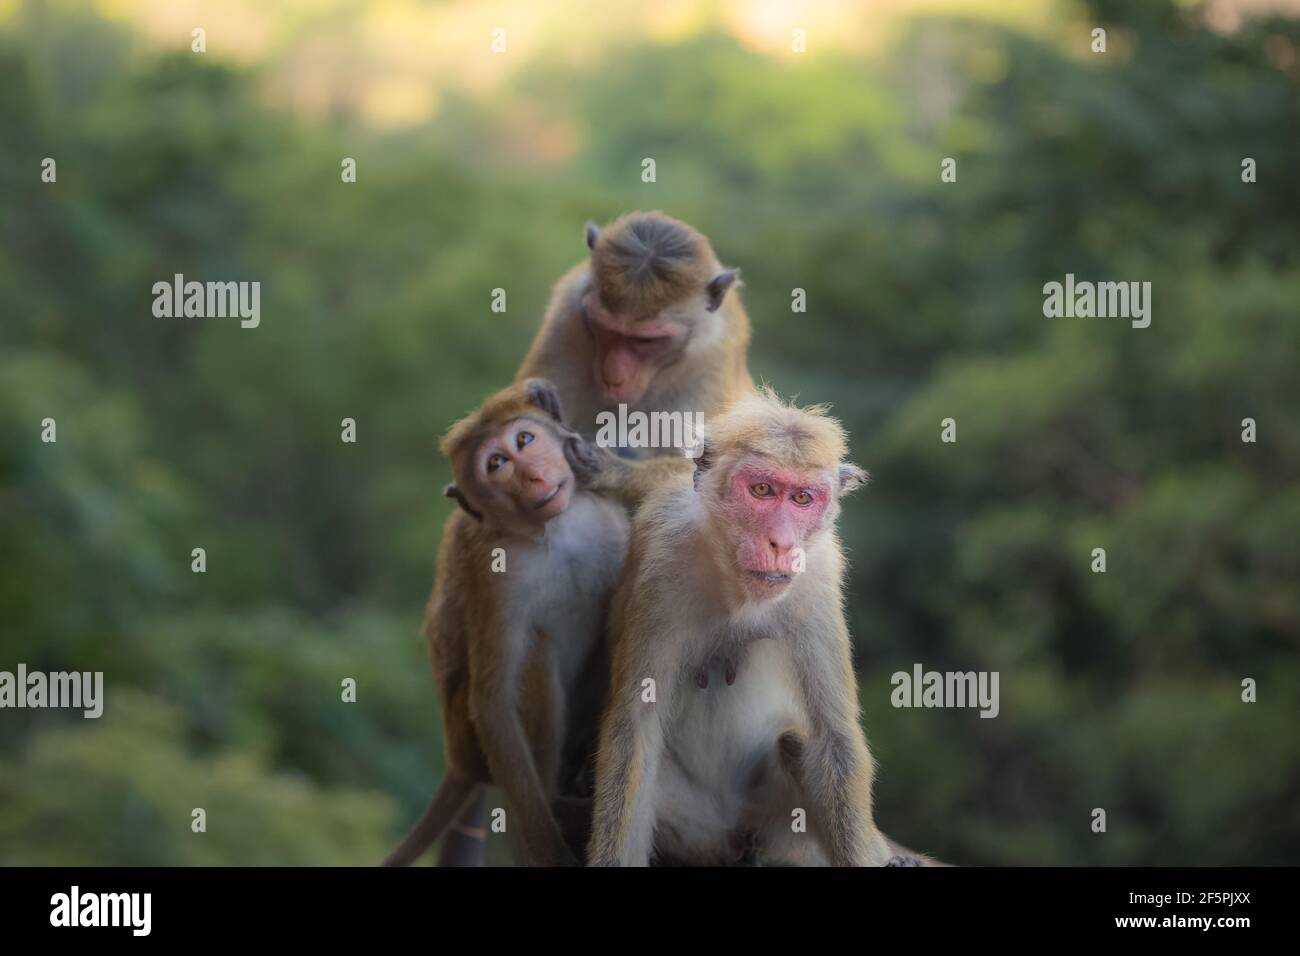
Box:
[381,776,480,867]
[437,790,487,867]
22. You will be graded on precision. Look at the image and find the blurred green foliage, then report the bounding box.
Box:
[1,0,1297,865]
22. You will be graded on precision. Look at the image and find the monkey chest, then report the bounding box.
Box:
[522,512,626,679]
[661,641,806,810]
[526,585,606,680]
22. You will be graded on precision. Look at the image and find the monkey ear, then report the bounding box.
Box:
[705,269,738,312]
[692,436,714,491]
[585,222,600,251]
[838,463,870,496]
[523,378,566,424]
[444,484,483,521]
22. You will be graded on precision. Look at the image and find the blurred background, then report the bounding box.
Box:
[2,0,1298,865]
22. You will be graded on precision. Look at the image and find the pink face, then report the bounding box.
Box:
[719,459,834,601]
[471,417,574,527]
[582,292,686,403]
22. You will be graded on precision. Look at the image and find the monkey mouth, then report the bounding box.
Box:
[748,570,792,586]
[532,479,568,510]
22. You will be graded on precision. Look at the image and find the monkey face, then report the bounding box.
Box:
[468,416,575,528]
[581,292,686,404]
[716,459,835,602]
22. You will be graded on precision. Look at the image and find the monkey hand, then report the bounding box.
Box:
[564,433,619,488]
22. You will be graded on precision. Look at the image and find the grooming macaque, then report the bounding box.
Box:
[516,211,755,454]
[383,379,628,867]
[585,389,908,866]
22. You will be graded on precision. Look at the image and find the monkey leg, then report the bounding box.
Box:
[437,789,488,867]
[381,774,480,867]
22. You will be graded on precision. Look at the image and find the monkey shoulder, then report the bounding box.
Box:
[434,509,496,592]
[424,510,486,679]
[549,259,590,303]
[630,479,698,538]
[517,263,592,377]
[531,260,589,331]
[612,485,705,614]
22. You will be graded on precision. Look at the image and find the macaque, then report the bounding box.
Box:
[383,379,628,867]
[516,211,755,455]
[584,389,918,866]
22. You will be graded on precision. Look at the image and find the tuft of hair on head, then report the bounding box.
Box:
[439,380,555,464]
[706,386,848,473]
[591,211,716,318]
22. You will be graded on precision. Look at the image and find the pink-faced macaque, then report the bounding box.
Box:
[583,389,931,866]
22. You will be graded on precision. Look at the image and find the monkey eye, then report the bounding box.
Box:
[486,453,507,474]
[792,490,814,507]
[750,482,776,498]
[516,431,534,450]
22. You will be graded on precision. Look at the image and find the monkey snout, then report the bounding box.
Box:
[767,541,799,572]
[529,478,568,511]
[738,539,797,578]
[599,346,652,403]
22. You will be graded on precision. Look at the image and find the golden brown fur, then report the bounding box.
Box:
[516,211,755,453]
[590,212,715,318]
[383,380,628,866]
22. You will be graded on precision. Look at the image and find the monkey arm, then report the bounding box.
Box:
[586,601,678,866]
[564,435,693,509]
[587,697,664,866]
[468,612,579,867]
[787,607,891,867]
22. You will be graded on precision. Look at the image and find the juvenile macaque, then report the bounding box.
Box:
[585,389,917,866]
[517,211,755,455]
[383,379,628,867]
